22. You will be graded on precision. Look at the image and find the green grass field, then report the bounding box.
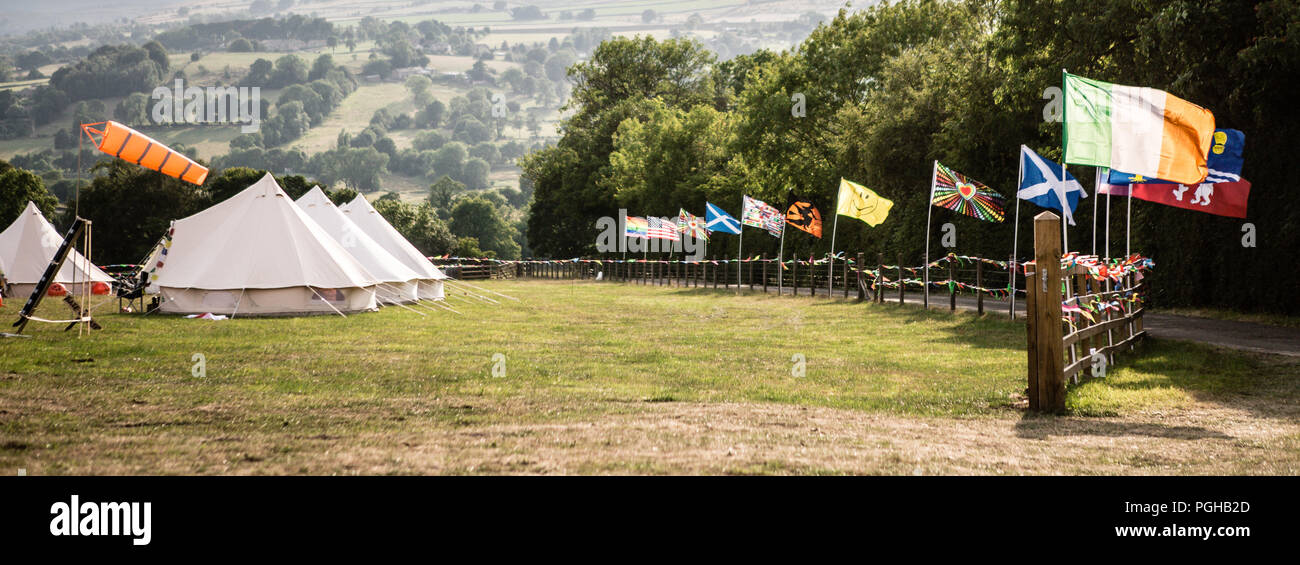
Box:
[2,280,1296,475]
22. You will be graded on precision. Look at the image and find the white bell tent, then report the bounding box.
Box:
[0,201,115,298]
[155,173,381,316]
[339,195,446,301]
[295,186,422,304]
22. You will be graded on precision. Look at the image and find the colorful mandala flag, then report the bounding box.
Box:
[931,161,1007,223]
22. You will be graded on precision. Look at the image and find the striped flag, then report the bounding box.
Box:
[647,216,680,241]
[1063,72,1216,185]
[624,216,649,239]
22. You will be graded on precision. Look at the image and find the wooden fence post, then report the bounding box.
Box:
[976,260,984,315]
[948,261,957,312]
[876,252,884,304]
[1028,211,1065,413]
[762,253,769,294]
[827,255,834,297]
[897,253,904,305]
[844,255,852,299]
[792,257,799,297]
[857,252,865,301]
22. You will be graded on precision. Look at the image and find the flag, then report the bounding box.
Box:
[1063,71,1216,185]
[1096,168,1130,197]
[647,216,680,241]
[785,195,823,237]
[677,209,709,241]
[1018,146,1087,225]
[1130,180,1250,219]
[932,162,1006,223]
[624,216,648,239]
[763,206,783,238]
[704,202,740,234]
[836,178,893,227]
[741,195,782,237]
[1108,129,1245,185]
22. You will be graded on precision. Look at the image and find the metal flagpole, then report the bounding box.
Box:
[777,226,785,295]
[828,208,839,297]
[1060,68,1070,254]
[1126,190,1132,257]
[1060,161,1069,252]
[1011,147,1024,318]
[924,160,937,309]
[1092,167,1100,255]
[737,222,744,293]
[1105,189,1111,258]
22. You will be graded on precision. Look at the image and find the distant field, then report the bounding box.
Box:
[292,82,414,154]
[1,281,1297,475]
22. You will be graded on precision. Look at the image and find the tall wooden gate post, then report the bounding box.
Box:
[1027,211,1065,413]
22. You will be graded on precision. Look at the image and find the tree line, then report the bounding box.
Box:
[522,0,1300,314]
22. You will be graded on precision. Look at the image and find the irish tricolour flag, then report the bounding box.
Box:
[1063,72,1215,185]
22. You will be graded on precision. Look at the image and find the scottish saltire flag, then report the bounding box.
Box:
[646,216,680,241]
[624,216,649,239]
[1108,129,1245,185]
[1063,72,1216,185]
[705,202,740,234]
[677,209,709,241]
[1018,146,1087,225]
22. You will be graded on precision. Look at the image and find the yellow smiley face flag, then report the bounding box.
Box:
[836,178,894,227]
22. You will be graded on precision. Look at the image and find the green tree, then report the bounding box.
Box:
[0,160,59,227]
[405,74,435,107]
[521,35,716,257]
[63,160,210,263]
[449,195,520,259]
[428,175,465,217]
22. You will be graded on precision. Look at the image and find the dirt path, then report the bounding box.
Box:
[18,399,1293,475]
[624,278,1300,357]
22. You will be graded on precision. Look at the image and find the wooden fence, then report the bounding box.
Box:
[430,259,516,280]
[503,253,1020,314]
[1024,211,1147,412]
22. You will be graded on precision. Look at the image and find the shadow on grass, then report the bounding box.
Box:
[1012,413,1234,440]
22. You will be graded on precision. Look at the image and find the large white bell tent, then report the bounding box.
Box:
[154,173,381,316]
[0,201,115,299]
[339,195,446,301]
[294,186,422,304]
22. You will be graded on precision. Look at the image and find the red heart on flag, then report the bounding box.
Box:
[957,182,976,199]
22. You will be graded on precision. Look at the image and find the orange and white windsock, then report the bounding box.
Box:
[81,121,209,185]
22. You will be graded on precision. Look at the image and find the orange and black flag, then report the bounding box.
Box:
[785,194,823,238]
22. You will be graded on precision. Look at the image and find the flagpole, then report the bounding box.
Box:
[1126,191,1132,257]
[924,160,937,309]
[1092,168,1100,255]
[777,226,785,295]
[1105,188,1111,258]
[1060,161,1069,252]
[1060,68,1070,253]
[1011,147,1024,318]
[828,209,839,298]
[737,226,744,294]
